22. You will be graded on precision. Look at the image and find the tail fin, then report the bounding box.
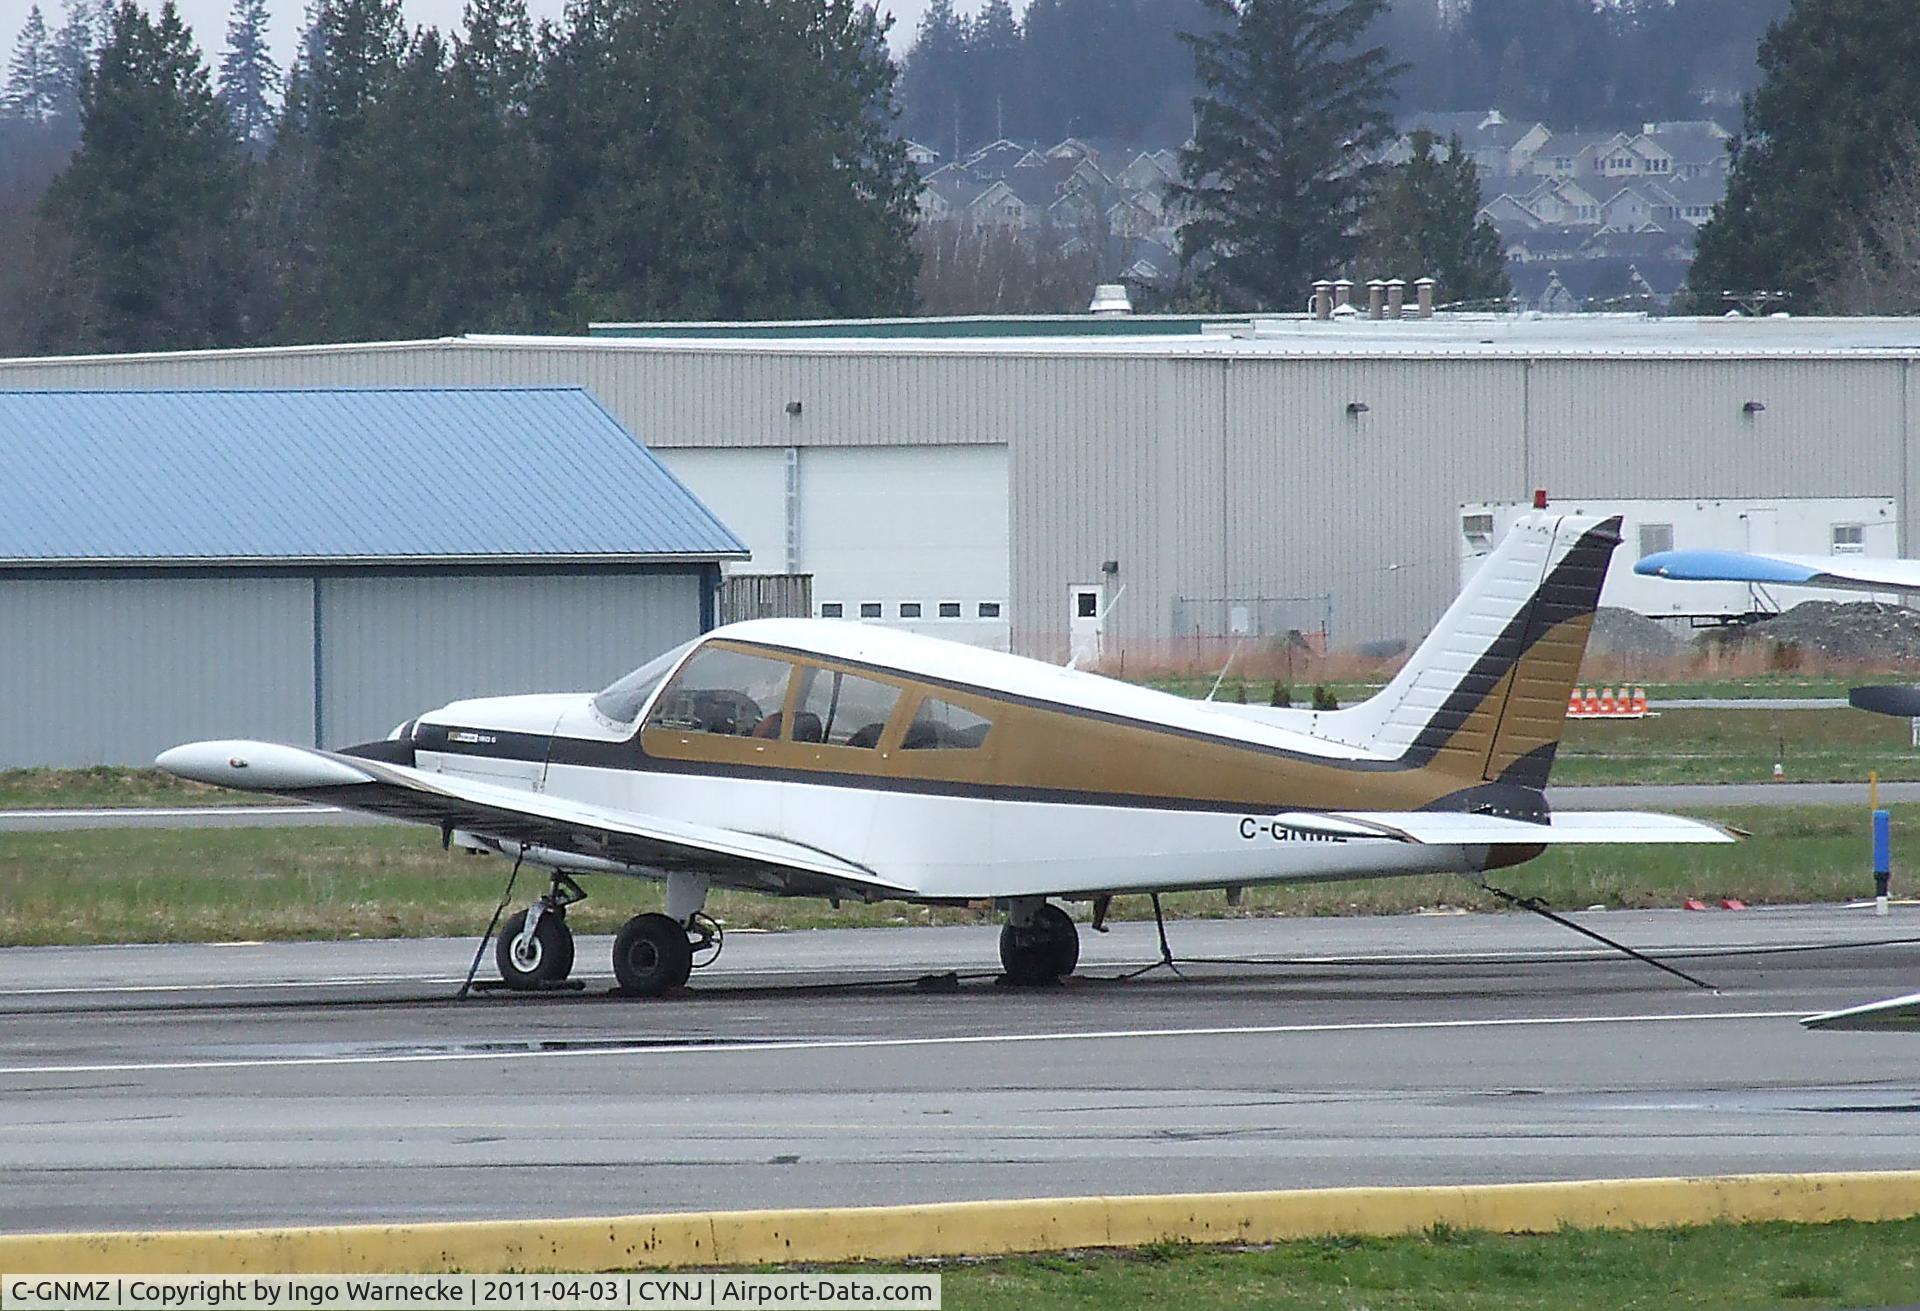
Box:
[1327,512,1620,789]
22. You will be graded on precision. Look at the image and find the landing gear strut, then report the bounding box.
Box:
[999,900,1080,985]
[496,872,585,990]
[613,872,713,998]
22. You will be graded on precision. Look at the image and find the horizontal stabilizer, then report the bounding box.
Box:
[1272,809,1737,846]
[1636,549,1920,594]
[1802,991,1920,1032]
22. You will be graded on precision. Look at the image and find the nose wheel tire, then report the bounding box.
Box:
[613,912,695,997]
[496,908,575,988]
[999,902,1080,984]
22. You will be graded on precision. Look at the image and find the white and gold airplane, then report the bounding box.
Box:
[159,510,1732,997]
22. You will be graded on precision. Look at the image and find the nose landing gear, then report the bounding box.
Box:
[495,872,586,990]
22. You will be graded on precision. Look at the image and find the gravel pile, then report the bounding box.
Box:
[1734,600,1920,663]
[1588,606,1681,659]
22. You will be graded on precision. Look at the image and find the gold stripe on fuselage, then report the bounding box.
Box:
[638,611,1594,812]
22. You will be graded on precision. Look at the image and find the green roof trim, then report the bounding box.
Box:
[587,315,1222,340]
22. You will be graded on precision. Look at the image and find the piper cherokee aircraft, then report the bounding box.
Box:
[159,509,1732,998]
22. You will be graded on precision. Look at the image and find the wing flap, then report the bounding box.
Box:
[1274,809,1737,845]
[157,739,907,898]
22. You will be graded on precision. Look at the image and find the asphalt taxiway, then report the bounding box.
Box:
[4,907,1920,1233]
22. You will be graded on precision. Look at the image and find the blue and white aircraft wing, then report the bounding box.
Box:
[1635,549,1920,594]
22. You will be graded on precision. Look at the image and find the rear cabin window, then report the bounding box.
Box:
[644,646,795,738]
[795,667,901,748]
[901,697,993,750]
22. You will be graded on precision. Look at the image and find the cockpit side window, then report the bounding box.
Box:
[591,638,698,726]
[901,696,993,750]
[643,646,798,738]
[795,666,902,749]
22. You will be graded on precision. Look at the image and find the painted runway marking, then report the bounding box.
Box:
[0,805,339,819]
[0,1009,1808,1076]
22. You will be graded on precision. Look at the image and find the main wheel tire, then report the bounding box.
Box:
[999,903,1078,984]
[496,909,574,988]
[612,912,693,997]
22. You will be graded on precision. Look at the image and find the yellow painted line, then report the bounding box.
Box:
[5,1172,1920,1274]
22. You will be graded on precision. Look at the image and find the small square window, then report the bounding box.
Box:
[939,602,961,618]
[900,602,922,618]
[1077,592,1099,619]
[1638,523,1674,559]
[820,603,843,618]
[978,602,1001,618]
[859,602,882,618]
[1833,523,1865,554]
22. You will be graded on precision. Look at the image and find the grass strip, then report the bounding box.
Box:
[925,1218,1920,1310]
[0,803,1906,947]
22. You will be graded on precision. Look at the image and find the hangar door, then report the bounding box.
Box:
[799,446,1008,632]
[0,577,313,767]
[317,572,704,747]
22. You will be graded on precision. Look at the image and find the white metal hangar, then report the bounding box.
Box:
[0,388,744,767]
[3,313,1919,662]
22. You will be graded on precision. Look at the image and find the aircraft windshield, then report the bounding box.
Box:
[591,639,699,725]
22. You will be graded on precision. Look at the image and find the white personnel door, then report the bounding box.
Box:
[1068,582,1106,666]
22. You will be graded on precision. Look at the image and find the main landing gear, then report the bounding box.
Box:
[611,872,717,998]
[999,899,1080,985]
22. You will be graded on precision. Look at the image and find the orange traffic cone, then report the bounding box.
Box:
[1584,687,1601,715]
[1631,686,1649,715]
[1772,761,1785,781]
[1567,689,1584,718]
[1599,687,1616,715]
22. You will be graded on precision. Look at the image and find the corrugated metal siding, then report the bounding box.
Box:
[0,577,312,767]
[2,341,1916,650]
[1528,360,1904,500]
[0,388,743,562]
[317,572,701,746]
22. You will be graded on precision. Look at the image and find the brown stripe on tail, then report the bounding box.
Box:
[1406,516,1622,790]
[1480,517,1621,789]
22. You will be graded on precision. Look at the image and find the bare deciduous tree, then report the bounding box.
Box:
[913,220,1103,315]
[1827,127,1920,315]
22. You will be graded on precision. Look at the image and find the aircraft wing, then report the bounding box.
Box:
[1272,810,1737,845]
[1802,992,1920,1032]
[1635,549,1920,594]
[156,739,909,900]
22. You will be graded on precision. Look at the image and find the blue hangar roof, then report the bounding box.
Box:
[0,388,747,566]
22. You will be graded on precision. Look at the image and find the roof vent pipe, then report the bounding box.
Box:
[1311,279,1334,320]
[1414,276,1437,318]
[1366,279,1387,320]
[1089,283,1132,317]
[1332,278,1354,310]
[1386,278,1406,319]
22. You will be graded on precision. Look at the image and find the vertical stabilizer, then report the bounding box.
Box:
[1324,512,1621,789]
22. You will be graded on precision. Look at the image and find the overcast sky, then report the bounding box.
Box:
[0,0,1008,80]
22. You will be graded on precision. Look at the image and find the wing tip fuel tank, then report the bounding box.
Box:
[156,740,375,791]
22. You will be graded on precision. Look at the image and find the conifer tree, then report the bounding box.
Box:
[1360,131,1508,306]
[44,0,245,349]
[1687,0,1920,312]
[4,4,57,122]
[217,0,280,146]
[1172,0,1399,310]
[897,0,967,155]
[46,0,100,123]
